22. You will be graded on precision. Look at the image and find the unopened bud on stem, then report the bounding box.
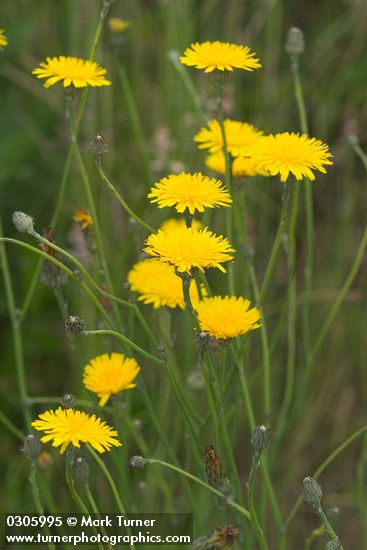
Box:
[251,425,271,452]
[12,212,35,235]
[285,27,305,56]
[129,456,147,470]
[65,315,86,335]
[89,134,108,161]
[74,457,90,486]
[326,539,341,550]
[22,435,42,459]
[62,393,76,409]
[303,476,322,507]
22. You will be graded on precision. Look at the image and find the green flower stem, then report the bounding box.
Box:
[230,346,283,533]
[314,505,343,548]
[90,0,110,61]
[65,98,123,332]
[65,454,90,514]
[273,183,299,447]
[298,218,367,400]
[304,526,324,550]
[84,329,164,366]
[29,460,55,550]
[0,238,116,330]
[145,458,251,521]
[167,51,207,124]
[116,64,154,184]
[200,363,221,449]
[207,350,244,506]
[181,276,196,318]
[65,453,104,550]
[215,76,235,294]
[87,445,128,516]
[19,5,108,323]
[285,424,367,528]
[85,487,110,544]
[0,220,31,428]
[260,182,291,302]
[247,450,269,550]
[95,160,155,233]
[154,321,203,465]
[247,262,271,420]
[356,433,367,544]
[289,54,313,363]
[0,409,24,440]
[349,136,367,172]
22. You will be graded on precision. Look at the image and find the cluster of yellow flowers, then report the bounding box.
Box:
[27,37,332,456]
[32,352,141,453]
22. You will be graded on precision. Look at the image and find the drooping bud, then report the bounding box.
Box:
[251,425,271,452]
[302,477,322,507]
[129,456,147,470]
[62,393,76,409]
[22,435,42,459]
[73,457,90,486]
[12,211,35,235]
[65,315,86,335]
[203,445,231,494]
[285,27,305,56]
[89,134,108,161]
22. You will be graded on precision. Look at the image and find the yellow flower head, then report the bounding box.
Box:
[195,119,263,156]
[73,208,93,230]
[205,151,266,177]
[31,407,121,454]
[180,41,261,73]
[32,56,111,89]
[195,296,261,340]
[144,226,234,274]
[108,17,131,33]
[241,132,333,183]
[159,217,203,233]
[128,259,204,309]
[83,353,140,406]
[0,29,8,48]
[148,172,232,214]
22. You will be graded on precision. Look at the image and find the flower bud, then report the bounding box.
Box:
[195,330,211,362]
[129,456,147,470]
[326,539,341,550]
[22,435,42,459]
[62,393,76,409]
[65,315,86,335]
[285,27,305,56]
[12,211,35,235]
[89,134,108,160]
[251,425,271,452]
[73,457,90,486]
[302,476,322,507]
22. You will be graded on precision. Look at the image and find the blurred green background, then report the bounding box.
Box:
[1,0,367,547]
